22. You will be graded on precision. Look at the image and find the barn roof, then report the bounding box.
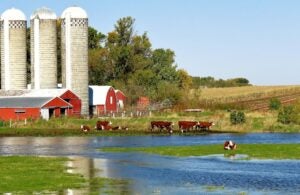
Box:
[0,97,54,108]
[21,89,70,97]
[89,85,115,105]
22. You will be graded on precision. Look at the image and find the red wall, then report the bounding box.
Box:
[0,108,40,121]
[95,88,117,114]
[116,91,126,102]
[105,88,117,112]
[60,90,81,116]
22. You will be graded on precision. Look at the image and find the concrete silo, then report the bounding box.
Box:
[61,6,88,116]
[0,8,27,90]
[30,7,57,89]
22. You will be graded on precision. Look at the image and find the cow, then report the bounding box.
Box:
[196,121,214,131]
[150,121,173,134]
[224,140,237,150]
[95,120,112,130]
[81,125,91,132]
[178,121,199,133]
[112,126,129,131]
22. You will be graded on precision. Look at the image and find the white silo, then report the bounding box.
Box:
[0,8,27,90]
[30,7,57,89]
[61,6,88,115]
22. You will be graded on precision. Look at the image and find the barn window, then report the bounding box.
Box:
[15,109,26,113]
[110,96,113,104]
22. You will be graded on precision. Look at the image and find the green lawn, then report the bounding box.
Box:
[101,143,300,159]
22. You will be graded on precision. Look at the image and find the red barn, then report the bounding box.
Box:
[89,86,118,115]
[0,97,73,121]
[137,96,150,110]
[22,89,81,116]
[115,89,126,110]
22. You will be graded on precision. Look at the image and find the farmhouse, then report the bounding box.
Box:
[0,97,73,121]
[89,86,118,115]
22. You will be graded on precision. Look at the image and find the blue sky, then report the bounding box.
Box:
[1,0,300,85]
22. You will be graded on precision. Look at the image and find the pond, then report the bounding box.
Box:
[1,133,300,194]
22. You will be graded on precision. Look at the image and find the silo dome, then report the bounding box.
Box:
[30,7,57,20]
[61,6,88,19]
[1,8,26,21]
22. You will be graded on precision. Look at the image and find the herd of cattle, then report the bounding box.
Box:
[151,121,214,133]
[81,120,214,133]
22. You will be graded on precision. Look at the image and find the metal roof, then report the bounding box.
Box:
[31,7,57,20]
[21,89,69,97]
[61,6,88,19]
[1,8,26,21]
[89,85,114,106]
[0,97,53,108]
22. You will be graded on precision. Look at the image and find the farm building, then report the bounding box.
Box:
[89,86,118,115]
[137,96,150,110]
[115,89,126,110]
[0,89,81,121]
[22,89,81,116]
[0,97,73,121]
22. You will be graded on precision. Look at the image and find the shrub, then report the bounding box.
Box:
[277,106,295,124]
[230,111,246,125]
[269,98,281,110]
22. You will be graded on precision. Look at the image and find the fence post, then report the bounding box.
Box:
[25,118,27,125]
[10,119,12,128]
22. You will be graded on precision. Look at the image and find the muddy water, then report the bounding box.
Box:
[1,133,300,194]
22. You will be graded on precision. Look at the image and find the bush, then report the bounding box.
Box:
[230,111,246,125]
[277,106,295,124]
[269,98,281,110]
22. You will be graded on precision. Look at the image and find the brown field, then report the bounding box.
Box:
[194,85,300,110]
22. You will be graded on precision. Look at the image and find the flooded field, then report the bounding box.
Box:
[1,133,300,194]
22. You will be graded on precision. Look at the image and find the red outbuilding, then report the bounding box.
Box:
[89,86,117,115]
[23,89,81,116]
[0,97,73,121]
[115,89,126,110]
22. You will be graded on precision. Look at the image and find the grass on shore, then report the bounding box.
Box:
[1,109,300,136]
[0,156,130,194]
[101,143,300,159]
[0,156,85,193]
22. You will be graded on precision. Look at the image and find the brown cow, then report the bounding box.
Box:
[224,140,237,150]
[196,121,214,131]
[95,120,112,130]
[112,126,129,131]
[178,121,199,133]
[81,125,90,132]
[151,121,173,133]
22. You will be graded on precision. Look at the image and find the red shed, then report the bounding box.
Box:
[23,89,81,116]
[89,86,117,115]
[0,97,73,121]
[115,89,126,110]
[137,96,150,110]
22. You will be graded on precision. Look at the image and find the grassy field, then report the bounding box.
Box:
[101,143,300,159]
[0,156,130,194]
[0,156,85,193]
[0,109,300,136]
[195,85,300,110]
